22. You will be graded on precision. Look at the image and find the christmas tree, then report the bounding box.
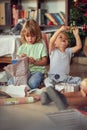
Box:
[68,0,87,48]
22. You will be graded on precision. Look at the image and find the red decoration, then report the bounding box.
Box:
[47,21,53,25]
[82,24,87,31]
[74,0,87,11]
[78,0,87,3]
[84,13,87,17]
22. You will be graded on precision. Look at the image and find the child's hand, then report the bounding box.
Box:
[60,25,69,32]
[73,27,79,36]
[19,53,27,58]
[29,57,36,64]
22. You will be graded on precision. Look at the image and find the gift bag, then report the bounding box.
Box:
[4,57,29,86]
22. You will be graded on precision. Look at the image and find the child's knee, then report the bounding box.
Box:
[28,77,42,89]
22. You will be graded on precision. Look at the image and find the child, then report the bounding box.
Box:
[9,20,48,89]
[44,25,82,88]
[80,78,87,97]
[41,78,87,110]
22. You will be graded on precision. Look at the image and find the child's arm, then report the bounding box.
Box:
[49,25,69,54]
[72,27,82,53]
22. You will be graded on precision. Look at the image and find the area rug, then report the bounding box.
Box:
[47,109,87,130]
[78,106,87,116]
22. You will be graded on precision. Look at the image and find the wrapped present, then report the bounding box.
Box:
[55,83,79,92]
[0,96,40,106]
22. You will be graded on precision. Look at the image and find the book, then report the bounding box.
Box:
[23,10,29,19]
[0,2,11,25]
[50,13,59,24]
[19,10,24,18]
[59,11,65,23]
[54,13,64,25]
[0,3,6,25]
[45,13,58,25]
[34,9,38,21]
[5,2,11,25]
[37,9,47,25]
[37,9,41,25]
[41,9,47,25]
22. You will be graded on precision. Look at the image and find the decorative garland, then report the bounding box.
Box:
[74,0,87,12]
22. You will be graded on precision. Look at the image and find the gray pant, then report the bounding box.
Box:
[44,75,82,88]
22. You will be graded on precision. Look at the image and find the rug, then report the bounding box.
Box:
[47,109,87,130]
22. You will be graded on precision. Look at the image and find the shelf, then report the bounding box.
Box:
[0,0,69,32]
[40,25,61,33]
[0,57,12,63]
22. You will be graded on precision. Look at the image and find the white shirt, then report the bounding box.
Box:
[48,48,73,81]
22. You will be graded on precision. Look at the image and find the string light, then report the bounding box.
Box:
[73,0,77,2]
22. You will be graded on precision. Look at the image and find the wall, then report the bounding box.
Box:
[21,0,65,12]
[41,0,65,13]
[21,0,38,9]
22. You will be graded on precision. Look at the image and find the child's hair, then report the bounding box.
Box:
[80,78,87,89]
[80,78,87,97]
[20,19,42,43]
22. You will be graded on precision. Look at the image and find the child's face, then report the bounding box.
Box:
[25,35,36,44]
[55,32,68,50]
